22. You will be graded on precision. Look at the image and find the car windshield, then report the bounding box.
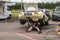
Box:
[26,7,38,12]
[24,3,38,12]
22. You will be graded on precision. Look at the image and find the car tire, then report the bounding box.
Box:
[52,19,55,21]
[45,21,48,25]
[39,15,46,26]
[52,17,56,21]
[7,14,11,19]
[52,15,57,21]
[38,19,44,26]
[19,19,26,25]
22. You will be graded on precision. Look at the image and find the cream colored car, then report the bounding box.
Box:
[19,3,49,25]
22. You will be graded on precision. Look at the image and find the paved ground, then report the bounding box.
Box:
[0,19,60,40]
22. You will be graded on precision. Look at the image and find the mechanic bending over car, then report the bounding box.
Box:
[25,21,41,34]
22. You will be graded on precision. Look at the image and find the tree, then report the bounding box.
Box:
[8,2,60,10]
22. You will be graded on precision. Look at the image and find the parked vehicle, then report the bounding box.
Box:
[52,6,60,21]
[0,1,11,19]
[19,3,49,25]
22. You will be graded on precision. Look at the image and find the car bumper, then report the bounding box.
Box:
[19,15,43,21]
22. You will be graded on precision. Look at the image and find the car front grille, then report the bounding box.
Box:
[24,12,32,16]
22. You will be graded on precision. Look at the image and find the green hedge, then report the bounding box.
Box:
[11,10,20,18]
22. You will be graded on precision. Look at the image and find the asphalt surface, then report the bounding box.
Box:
[0,19,60,40]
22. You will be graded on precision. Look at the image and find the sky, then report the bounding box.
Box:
[10,0,60,3]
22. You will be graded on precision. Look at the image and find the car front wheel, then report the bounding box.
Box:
[7,14,11,19]
[38,19,44,26]
[45,21,48,25]
[19,19,26,25]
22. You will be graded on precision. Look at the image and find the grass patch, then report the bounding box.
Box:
[46,39,53,40]
[11,13,19,18]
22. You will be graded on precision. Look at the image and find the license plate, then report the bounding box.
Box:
[24,13,32,16]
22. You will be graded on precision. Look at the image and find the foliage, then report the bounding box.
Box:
[8,2,60,10]
[10,2,60,18]
[38,2,60,9]
[11,10,20,18]
[8,3,24,10]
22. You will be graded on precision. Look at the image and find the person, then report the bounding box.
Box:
[56,24,60,35]
[25,21,41,34]
[56,24,60,31]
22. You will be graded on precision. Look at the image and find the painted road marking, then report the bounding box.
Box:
[0,32,59,40]
[0,32,36,40]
